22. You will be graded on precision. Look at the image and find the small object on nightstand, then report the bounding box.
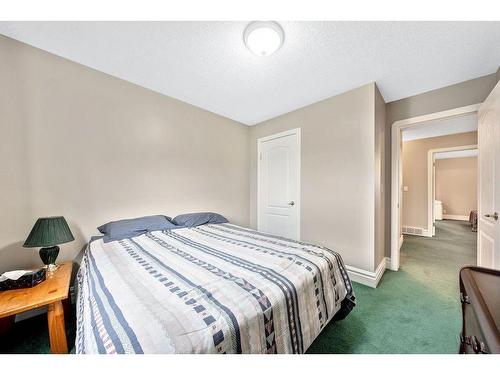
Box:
[23,216,75,271]
[0,262,72,354]
[0,268,46,291]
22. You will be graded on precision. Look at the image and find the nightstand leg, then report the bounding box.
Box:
[47,301,68,354]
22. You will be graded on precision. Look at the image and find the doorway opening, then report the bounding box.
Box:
[393,111,479,290]
[390,104,480,271]
[428,144,478,236]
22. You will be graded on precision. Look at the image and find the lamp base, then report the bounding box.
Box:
[39,246,60,270]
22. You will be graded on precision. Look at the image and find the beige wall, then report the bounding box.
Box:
[0,35,250,273]
[385,73,497,256]
[435,157,477,217]
[2,33,386,276]
[2,33,497,275]
[386,74,498,125]
[402,132,477,229]
[249,83,383,272]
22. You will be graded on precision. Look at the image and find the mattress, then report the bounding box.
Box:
[76,223,355,354]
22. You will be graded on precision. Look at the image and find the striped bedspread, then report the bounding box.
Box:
[76,223,355,354]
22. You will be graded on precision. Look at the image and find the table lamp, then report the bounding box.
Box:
[23,216,75,271]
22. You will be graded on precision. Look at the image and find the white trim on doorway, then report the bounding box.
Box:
[390,103,481,271]
[427,144,477,235]
[257,128,301,240]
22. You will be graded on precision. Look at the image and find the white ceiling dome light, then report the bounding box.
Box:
[244,21,284,57]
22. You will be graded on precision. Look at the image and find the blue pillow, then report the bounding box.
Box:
[98,215,177,242]
[172,212,228,227]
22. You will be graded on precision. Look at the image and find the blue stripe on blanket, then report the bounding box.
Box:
[141,234,278,353]
[87,254,124,353]
[88,251,144,353]
[193,225,329,322]
[220,223,355,297]
[84,256,108,354]
[161,230,305,354]
[129,238,243,354]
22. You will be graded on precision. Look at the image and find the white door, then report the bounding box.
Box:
[258,129,300,240]
[478,82,500,269]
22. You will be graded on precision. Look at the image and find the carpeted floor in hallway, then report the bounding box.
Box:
[307,219,476,353]
[1,220,476,354]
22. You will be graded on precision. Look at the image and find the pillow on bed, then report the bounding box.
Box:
[98,215,177,242]
[172,212,228,227]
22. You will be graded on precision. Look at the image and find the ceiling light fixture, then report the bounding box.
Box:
[244,21,284,57]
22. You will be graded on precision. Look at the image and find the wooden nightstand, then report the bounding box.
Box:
[0,262,72,354]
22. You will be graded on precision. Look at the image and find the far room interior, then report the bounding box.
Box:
[398,113,478,296]
[0,19,499,359]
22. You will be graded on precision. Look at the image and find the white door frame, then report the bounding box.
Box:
[390,104,481,271]
[427,144,478,233]
[257,128,301,239]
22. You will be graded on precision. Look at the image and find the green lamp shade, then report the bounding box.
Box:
[23,216,75,248]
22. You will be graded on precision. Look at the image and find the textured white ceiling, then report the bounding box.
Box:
[1,22,499,125]
[435,149,477,159]
[402,113,478,141]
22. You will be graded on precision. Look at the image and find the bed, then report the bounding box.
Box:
[75,223,355,354]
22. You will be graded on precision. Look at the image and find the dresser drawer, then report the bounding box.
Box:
[459,267,500,354]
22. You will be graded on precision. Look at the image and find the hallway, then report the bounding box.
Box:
[308,219,476,353]
[400,220,477,293]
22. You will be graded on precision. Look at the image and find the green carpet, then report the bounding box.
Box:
[307,220,476,353]
[1,220,475,354]
[0,309,76,354]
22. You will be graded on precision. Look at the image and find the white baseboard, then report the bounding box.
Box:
[385,257,391,268]
[399,235,404,250]
[346,257,388,288]
[421,228,433,237]
[385,257,399,272]
[442,214,469,221]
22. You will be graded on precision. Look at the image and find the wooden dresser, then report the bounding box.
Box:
[459,266,500,354]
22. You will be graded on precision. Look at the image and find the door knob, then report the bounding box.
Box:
[288,201,295,206]
[484,212,498,220]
